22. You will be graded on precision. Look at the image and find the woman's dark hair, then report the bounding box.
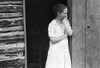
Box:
[52,3,67,17]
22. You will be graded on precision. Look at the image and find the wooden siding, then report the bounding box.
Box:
[86,0,100,68]
[72,0,86,68]
[72,0,100,68]
[0,0,25,68]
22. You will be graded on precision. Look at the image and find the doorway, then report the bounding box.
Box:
[26,0,72,68]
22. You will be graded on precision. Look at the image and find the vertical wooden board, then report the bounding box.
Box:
[86,0,100,68]
[72,0,86,68]
[92,2,100,68]
[67,0,72,60]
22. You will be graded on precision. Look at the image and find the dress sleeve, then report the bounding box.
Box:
[48,22,57,37]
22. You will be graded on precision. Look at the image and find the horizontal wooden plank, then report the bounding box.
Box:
[0,59,25,67]
[0,42,24,49]
[0,26,23,32]
[0,0,23,1]
[0,31,24,37]
[0,35,24,41]
[0,5,23,12]
[0,17,23,27]
[0,48,24,54]
[0,53,24,57]
[0,56,25,62]
[0,17,23,21]
[0,1,22,5]
[2,38,24,43]
[0,43,24,54]
[0,12,22,18]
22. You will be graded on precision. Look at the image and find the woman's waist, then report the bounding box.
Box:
[49,39,69,51]
[55,34,68,37]
[50,37,68,45]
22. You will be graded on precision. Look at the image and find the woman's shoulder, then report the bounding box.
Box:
[49,19,57,26]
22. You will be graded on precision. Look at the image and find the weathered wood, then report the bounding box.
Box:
[0,0,25,67]
[0,18,23,27]
[0,56,25,67]
[67,0,72,59]
[0,48,24,54]
[0,5,23,12]
[0,31,24,37]
[0,17,23,21]
[86,0,100,68]
[72,0,86,68]
[0,53,24,57]
[72,0,100,68]
[0,1,22,5]
[0,56,25,61]
[0,26,23,32]
[0,0,23,1]
[0,35,24,41]
[0,42,24,55]
[0,42,24,49]
[0,12,23,18]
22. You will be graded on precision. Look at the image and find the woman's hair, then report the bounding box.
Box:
[52,3,67,17]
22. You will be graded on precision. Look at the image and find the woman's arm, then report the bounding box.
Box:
[63,18,73,36]
[65,26,73,36]
[49,34,67,44]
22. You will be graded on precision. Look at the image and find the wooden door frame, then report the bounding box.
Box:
[67,0,72,61]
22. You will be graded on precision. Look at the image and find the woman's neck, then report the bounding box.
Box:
[55,17,63,24]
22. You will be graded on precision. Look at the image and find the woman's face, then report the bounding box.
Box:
[58,8,68,19]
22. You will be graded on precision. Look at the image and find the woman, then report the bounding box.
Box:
[45,3,73,68]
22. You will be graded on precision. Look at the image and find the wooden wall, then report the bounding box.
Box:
[0,0,25,68]
[72,0,100,68]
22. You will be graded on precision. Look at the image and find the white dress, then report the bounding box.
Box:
[45,19,72,68]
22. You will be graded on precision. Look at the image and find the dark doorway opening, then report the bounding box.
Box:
[26,0,72,68]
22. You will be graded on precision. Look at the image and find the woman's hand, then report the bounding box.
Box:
[63,18,73,36]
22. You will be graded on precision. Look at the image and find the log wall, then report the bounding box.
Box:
[0,0,25,68]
